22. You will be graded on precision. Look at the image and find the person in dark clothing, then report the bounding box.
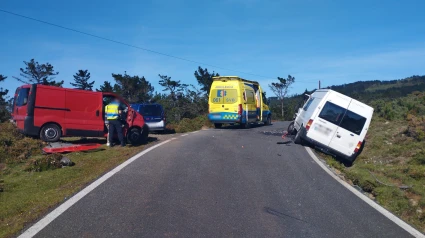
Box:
[105,98,125,147]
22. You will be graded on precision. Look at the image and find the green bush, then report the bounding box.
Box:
[173,115,212,133]
[25,153,63,172]
[0,123,44,164]
[410,150,425,165]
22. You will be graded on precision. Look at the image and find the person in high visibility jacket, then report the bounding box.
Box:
[105,98,125,147]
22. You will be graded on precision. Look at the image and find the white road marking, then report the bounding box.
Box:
[19,138,177,238]
[305,147,425,238]
[191,131,199,134]
[181,134,189,137]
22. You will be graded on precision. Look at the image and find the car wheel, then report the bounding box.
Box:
[214,123,222,129]
[40,123,61,142]
[294,127,304,145]
[127,127,144,145]
[287,122,296,135]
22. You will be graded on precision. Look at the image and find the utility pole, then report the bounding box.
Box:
[319,80,321,89]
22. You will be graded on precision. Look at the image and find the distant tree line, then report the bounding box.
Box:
[275,75,425,121]
[0,59,223,124]
[1,58,302,124]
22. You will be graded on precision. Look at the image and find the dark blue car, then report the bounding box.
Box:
[130,103,166,132]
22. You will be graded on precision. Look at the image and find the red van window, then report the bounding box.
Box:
[16,88,30,106]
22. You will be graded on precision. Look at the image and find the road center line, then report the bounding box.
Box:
[181,134,189,137]
[305,147,424,238]
[18,138,176,238]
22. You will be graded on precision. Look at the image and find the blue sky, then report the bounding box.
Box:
[1,0,425,98]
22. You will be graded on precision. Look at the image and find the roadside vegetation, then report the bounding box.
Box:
[0,122,175,238]
[307,77,425,233]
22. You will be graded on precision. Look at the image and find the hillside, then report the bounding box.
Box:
[269,75,425,120]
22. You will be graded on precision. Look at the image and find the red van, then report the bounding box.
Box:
[12,84,149,144]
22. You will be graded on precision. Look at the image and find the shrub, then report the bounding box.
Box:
[174,115,212,133]
[0,123,43,164]
[410,151,425,165]
[25,153,63,172]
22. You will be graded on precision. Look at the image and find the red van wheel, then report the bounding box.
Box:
[40,124,61,142]
[127,128,141,145]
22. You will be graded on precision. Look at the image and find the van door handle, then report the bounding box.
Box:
[337,134,341,138]
[96,110,99,117]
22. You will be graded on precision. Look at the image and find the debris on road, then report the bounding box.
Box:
[43,142,102,154]
[277,141,292,145]
[60,157,74,167]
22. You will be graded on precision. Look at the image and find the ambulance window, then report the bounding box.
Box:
[223,89,238,104]
[210,89,238,104]
[318,101,346,125]
[210,89,223,104]
[339,110,366,135]
[262,93,267,104]
[16,88,30,106]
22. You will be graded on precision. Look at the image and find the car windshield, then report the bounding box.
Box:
[140,105,162,116]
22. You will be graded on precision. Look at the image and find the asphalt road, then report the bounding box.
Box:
[34,122,412,238]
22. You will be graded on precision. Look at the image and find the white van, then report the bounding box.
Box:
[288,89,374,163]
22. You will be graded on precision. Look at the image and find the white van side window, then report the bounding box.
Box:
[303,98,314,111]
[318,101,345,125]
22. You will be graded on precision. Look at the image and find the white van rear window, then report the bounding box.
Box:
[339,110,366,135]
[319,101,366,135]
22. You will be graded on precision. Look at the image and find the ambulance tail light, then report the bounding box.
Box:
[238,104,242,115]
[354,141,362,153]
[306,119,313,131]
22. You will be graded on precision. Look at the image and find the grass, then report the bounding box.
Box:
[167,115,213,133]
[0,135,159,238]
[319,117,425,233]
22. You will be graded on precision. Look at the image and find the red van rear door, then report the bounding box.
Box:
[14,86,30,129]
[65,89,104,137]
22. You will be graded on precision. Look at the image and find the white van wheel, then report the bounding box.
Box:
[287,122,296,135]
[294,127,304,144]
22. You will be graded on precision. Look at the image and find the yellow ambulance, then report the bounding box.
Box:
[208,76,271,128]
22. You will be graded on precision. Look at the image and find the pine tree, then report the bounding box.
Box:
[0,74,10,122]
[194,67,219,96]
[71,70,94,90]
[13,59,63,86]
[111,72,154,103]
[96,81,114,92]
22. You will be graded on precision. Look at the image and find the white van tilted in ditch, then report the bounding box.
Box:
[288,89,374,163]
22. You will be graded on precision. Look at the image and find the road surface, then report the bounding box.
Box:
[34,122,412,238]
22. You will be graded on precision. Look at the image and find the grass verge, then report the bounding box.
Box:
[0,128,160,238]
[318,116,425,233]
